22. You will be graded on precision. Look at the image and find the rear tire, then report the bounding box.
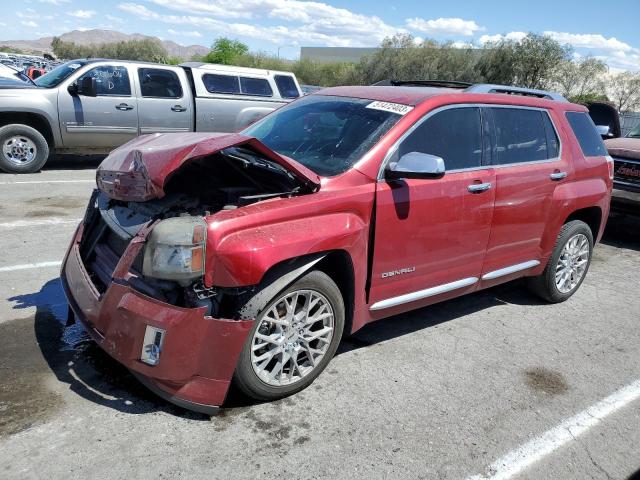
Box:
[234,270,344,401]
[527,220,594,303]
[0,124,50,173]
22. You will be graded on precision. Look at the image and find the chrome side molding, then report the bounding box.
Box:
[370,277,478,311]
[481,260,540,281]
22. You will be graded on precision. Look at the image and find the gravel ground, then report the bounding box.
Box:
[1,162,639,480]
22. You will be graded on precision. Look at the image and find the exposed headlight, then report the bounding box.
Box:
[142,216,207,282]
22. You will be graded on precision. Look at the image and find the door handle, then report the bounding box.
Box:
[550,171,567,181]
[115,103,134,111]
[171,105,187,112]
[467,182,492,193]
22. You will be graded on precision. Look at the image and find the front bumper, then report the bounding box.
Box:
[61,224,253,414]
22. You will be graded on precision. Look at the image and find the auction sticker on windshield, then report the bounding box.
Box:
[366,101,413,115]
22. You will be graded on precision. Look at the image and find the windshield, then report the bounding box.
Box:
[34,60,88,88]
[628,125,640,138]
[242,95,403,176]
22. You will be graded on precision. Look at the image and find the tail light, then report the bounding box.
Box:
[605,155,614,180]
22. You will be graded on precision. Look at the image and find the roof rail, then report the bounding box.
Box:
[372,79,471,89]
[465,84,567,102]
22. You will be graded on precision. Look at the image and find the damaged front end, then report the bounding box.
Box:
[62,133,320,413]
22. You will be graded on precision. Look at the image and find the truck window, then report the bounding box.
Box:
[239,77,273,97]
[202,74,240,94]
[274,75,300,99]
[566,111,607,157]
[491,108,553,164]
[397,107,483,170]
[138,68,182,98]
[77,65,131,96]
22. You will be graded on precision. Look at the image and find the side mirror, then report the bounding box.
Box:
[385,152,445,180]
[596,125,613,139]
[67,83,78,96]
[77,76,97,97]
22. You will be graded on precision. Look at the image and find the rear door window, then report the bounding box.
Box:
[202,74,240,94]
[138,68,182,98]
[491,108,551,164]
[566,111,607,157]
[396,107,483,170]
[239,77,273,97]
[274,75,300,98]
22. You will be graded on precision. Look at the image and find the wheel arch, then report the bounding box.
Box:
[563,206,602,242]
[238,249,356,334]
[0,112,55,149]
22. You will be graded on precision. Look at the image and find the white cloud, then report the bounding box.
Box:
[167,29,203,38]
[406,17,484,37]
[67,10,97,19]
[478,31,527,44]
[543,31,633,53]
[21,20,39,27]
[106,14,125,23]
[37,0,70,4]
[118,2,406,47]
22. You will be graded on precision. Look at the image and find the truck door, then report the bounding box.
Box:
[58,63,138,148]
[369,106,495,315]
[135,67,193,134]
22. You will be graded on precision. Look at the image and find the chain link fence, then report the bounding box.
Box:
[621,112,640,137]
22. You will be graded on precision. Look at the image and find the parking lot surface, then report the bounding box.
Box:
[1,161,639,480]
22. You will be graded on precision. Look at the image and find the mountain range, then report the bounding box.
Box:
[0,29,210,59]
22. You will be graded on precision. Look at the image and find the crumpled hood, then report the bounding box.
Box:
[605,137,640,161]
[97,132,321,201]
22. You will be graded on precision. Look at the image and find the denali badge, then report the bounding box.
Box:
[381,267,416,278]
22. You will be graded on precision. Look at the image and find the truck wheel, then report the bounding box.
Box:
[234,270,344,401]
[527,220,594,303]
[0,124,50,173]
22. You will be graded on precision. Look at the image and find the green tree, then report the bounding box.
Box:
[204,37,249,65]
[553,57,608,99]
[607,72,640,112]
[512,33,571,89]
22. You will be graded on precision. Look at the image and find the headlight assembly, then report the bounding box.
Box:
[143,216,207,283]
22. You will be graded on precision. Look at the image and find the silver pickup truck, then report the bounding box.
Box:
[0,59,302,173]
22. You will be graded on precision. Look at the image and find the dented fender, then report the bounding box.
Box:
[205,211,369,287]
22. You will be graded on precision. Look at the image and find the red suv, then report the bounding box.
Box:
[62,82,613,413]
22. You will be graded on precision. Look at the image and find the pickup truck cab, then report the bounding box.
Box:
[61,82,612,413]
[0,59,301,173]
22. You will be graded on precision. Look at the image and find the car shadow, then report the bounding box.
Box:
[601,213,640,251]
[10,275,545,415]
[337,280,543,355]
[45,154,104,171]
[7,278,209,421]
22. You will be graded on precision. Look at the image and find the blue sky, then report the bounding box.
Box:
[2,0,639,70]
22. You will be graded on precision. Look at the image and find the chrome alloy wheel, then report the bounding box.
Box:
[251,290,335,387]
[555,233,590,293]
[2,135,37,166]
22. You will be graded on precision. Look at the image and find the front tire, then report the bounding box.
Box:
[234,270,345,401]
[527,220,594,303]
[0,124,50,173]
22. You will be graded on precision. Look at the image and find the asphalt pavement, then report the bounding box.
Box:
[0,159,639,480]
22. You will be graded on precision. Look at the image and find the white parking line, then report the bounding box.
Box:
[466,379,640,480]
[0,260,62,272]
[0,180,94,185]
[0,218,81,229]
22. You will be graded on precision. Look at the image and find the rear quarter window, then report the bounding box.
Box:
[566,111,607,157]
[274,75,300,99]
